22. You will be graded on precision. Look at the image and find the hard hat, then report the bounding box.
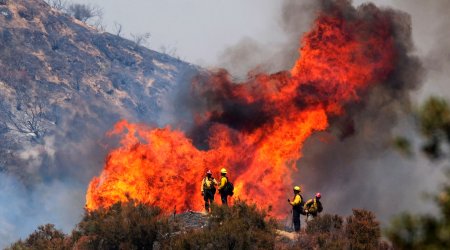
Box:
[315,193,321,198]
[206,170,212,175]
[221,168,227,174]
[294,186,301,191]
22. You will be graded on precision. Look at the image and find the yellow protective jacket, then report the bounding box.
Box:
[201,177,218,192]
[304,198,322,213]
[218,176,227,191]
[290,194,302,207]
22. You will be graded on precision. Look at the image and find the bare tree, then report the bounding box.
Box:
[46,0,68,11]
[113,22,123,37]
[2,97,52,143]
[130,32,151,49]
[66,3,102,23]
[8,104,47,140]
[93,18,107,32]
[159,45,180,59]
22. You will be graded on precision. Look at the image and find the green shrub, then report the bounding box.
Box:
[417,97,450,159]
[419,97,450,138]
[386,175,450,250]
[385,213,424,250]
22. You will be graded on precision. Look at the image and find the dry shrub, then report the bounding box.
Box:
[284,210,383,250]
[7,224,68,250]
[71,201,169,250]
[166,200,277,250]
[346,209,381,250]
[306,214,343,235]
[8,202,388,250]
[292,214,347,250]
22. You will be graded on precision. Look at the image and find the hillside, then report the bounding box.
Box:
[0,0,198,245]
[0,0,198,182]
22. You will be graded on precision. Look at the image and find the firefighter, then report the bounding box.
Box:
[218,168,229,206]
[201,170,218,212]
[304,193,323,218]
[288,186,303,232]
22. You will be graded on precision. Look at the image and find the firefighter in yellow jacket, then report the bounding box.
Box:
[304,193,323,218]
[288,186,303,232]
[218,168,229,206]
[201,170,218,212]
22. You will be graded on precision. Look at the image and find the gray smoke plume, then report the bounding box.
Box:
[0,173,85,246]
[213,0,448,224]
[217,0,319,78]
[296,0,450,223]
[388,0,450,100]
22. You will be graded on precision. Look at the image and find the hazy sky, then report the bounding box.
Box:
[67,1,437,62]
[67,0,440,61]
[70,0,450,100]
[70,0,286,66]
[67,0,403,65]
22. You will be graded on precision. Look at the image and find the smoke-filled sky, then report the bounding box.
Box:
[70,0,449,98]
[70,0,285,65]
[67,1,431,61]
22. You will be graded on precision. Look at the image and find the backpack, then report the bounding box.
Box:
[317,201,323,213]
[223,177,234,196]
[203,177,217,194]
[299,195,307,215]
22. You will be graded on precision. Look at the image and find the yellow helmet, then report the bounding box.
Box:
[221,168,227,174]
[294,186,301,191]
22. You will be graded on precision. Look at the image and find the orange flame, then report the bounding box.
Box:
[86,9,395,216]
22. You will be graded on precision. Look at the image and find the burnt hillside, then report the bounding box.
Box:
[0,0,198,182]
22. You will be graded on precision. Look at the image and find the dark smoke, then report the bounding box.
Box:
[168,0,431,223]
[288,0,434,223]
[182,0,422,147]
[389,0,450,100]
[330,1,423,139]
[296,0,450,223]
